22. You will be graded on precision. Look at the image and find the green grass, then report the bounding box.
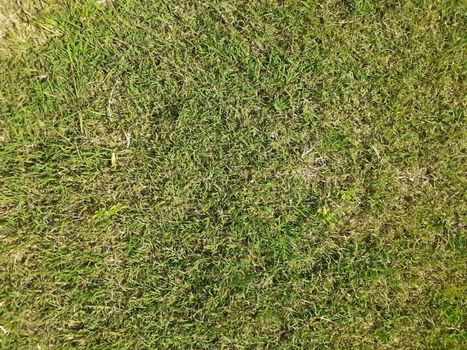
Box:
[0,0,466,348]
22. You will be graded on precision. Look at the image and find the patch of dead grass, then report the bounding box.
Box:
[0,0,55,56]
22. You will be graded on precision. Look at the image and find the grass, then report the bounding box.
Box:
[0,0,465,348]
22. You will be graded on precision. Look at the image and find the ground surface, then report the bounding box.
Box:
[0,0,466,349]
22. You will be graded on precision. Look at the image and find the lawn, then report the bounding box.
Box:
[0,0,465,348]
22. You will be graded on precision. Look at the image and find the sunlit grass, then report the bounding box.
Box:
[1,0,465,348]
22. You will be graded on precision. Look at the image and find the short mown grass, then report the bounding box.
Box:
[1,0,465,348]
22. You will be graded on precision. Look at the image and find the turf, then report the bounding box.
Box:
[0,0,466,348]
